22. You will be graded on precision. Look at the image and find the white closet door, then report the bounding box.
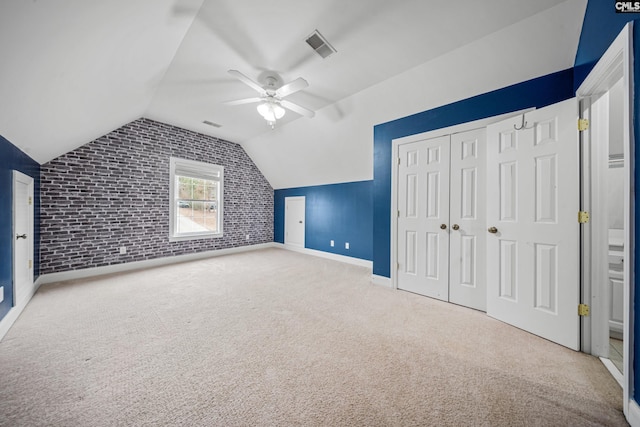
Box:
[449,128,487,311]
[285,196,305,248]
[398,135,450,301]
[486,98,580,350]
[13,170,34,307]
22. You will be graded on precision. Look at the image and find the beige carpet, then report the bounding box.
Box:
[0,248,627,426]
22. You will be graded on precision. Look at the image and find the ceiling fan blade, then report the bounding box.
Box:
[275,77,309,98]
[281,99,315,118]
[223,97,262,106]
[228,70,264,94]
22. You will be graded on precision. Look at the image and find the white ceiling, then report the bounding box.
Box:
[0,0,586,187]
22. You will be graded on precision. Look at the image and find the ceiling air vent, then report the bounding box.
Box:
[202,120,222,128]
[305,30,336,59]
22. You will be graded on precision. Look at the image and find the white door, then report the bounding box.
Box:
[284,196,305,248]
[449,128,487,311]
[486,98,580,350]
[13,170,34,307]
[397,135,450,301]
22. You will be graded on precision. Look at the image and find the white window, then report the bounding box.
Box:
[169,157,223,241]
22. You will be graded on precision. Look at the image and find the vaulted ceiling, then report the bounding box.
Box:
[0,0,586,188]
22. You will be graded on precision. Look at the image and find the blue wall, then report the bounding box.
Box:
[634,22,640,407]
[0,136,40,322]
[372,68,574,277]
[574,1,637,90]
[274,181,373,261]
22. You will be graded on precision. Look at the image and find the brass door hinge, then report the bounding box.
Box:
[398,157,401,166]
[28,196,32,205]
[578,303,590,316]
[397,210,400,217]
[578,118,589,131]
[578,211,590,224]
[28,260,32,269]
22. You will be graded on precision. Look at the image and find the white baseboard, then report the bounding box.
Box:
[37,243,274,285]
[599,357,624,387]
[274,243,373,269]
[0,275,44,342]
[628,397,640,426]
[372,274,393,288]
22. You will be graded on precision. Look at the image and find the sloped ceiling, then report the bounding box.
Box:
[0,0,204,163]
[245,0,587,189]
[0,0,586,187]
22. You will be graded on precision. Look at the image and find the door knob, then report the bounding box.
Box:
[488,227,498,234]
[440,224,447,230]
[452,224,460,231]
[16,234,27,240]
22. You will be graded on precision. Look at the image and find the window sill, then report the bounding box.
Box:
[169,232,223,242]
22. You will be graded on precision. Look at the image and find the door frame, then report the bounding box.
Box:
[576,23,633,416]
[284,196,306,248]
[391,109,532,290]
[12,170,34,307]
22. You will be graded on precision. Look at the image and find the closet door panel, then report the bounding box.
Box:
[449,128,487,311]
[398,135,450,301]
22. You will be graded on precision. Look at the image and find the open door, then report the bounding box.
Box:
[486,98,580,350]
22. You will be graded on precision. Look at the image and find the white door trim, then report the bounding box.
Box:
[576,22,633,418]
[391,109,533,290]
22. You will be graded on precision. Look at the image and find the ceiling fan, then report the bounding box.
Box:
[224,69,315,128]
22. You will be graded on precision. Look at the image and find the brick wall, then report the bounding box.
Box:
[40,118,273,274]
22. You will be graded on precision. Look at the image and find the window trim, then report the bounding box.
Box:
[169,157,224,242]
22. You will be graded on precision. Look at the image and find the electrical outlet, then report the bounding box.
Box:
[119,246,126,255]
[345,242,350,250]
[330,240,334,247]
[0,286,3,303]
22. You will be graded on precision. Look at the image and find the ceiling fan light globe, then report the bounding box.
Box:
[257,103,270,118]
[274,104,285,119]
[264,109,276,122]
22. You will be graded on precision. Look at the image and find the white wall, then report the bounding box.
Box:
[242,0,586,190]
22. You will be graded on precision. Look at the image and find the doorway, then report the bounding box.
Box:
[590,77,625,377]
[605,77,626,375]
[577,24,633,413]
[12,170,34,308]
[284,196,305,248]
